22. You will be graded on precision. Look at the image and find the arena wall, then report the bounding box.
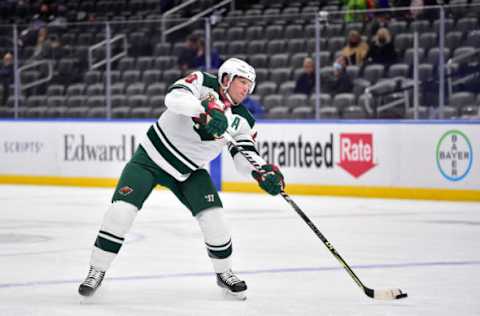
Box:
[0,120,478,201]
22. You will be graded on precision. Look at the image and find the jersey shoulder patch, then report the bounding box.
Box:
[232,104,255,128]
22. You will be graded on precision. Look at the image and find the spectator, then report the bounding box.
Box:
[340,30,369,66]
[193,39,222,70]
[367,12,391,37]
[31,3,54,28]
[0,52,14,106]
[344,0,368,22]
[322,55,354,94]
[243,96,265,119]
[18,3,58,54]
[178,34,200,74]
[32,27,51,59]
[410,0,424,19]
[294,57,315,95]
[366,27,397,66]
[48,4,68,31]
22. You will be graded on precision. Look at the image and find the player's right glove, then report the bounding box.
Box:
[252,164,285,196]
[198,96,228,137]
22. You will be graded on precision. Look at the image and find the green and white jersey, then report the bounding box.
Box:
[140,71,264,181]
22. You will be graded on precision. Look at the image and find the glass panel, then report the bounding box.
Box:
[210,10,317,120]
[62,22,106,119]
[0,25,14,118]
[443,3,480,119]
[110,19,158,119]
[1,4,477,120]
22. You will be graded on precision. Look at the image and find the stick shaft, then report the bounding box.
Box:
[278,191,366,290]
[227,137,367,292]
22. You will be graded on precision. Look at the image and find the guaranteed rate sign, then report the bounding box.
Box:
[255,134,334,169]
[337,133,376,178]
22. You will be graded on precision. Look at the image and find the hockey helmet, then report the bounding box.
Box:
[218,58,256,94]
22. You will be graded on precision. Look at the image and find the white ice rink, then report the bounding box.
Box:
[1,184,479,316]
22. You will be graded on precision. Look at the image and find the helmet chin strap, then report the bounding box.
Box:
[220,76,238,107]
[223,88,237,106]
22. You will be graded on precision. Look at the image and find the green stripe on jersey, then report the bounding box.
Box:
[156,123,199,169]
[202,72,219,91]
[167,83,194,94]
[232,104,255,128]
[146,126,195,175]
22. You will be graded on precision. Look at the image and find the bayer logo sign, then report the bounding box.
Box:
[436,130,473,181]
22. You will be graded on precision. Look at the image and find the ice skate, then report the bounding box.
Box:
[78,266,105,297]
[216,269,247,300]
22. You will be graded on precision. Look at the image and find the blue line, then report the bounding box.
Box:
[1,260,479,289]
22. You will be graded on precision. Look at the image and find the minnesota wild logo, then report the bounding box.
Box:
[118,186,133,196]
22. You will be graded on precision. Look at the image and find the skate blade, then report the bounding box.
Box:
[79,290,100,304]
[222,288,247,301]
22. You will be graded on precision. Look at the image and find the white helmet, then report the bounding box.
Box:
[218,58,256,95]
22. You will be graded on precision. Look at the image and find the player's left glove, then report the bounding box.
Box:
[252,164,285,196]
[198,95,228,137]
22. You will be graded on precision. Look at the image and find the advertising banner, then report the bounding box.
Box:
[0,121,148,179]
[0,120,478,200]
[222,122,480,194]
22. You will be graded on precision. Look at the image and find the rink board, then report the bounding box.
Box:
[0,120,478,201]
[222,120,480,201]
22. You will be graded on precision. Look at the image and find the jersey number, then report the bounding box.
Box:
[185,73,198,83]
[205,194,215,202]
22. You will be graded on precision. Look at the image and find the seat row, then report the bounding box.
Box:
[211,17,480,42]
[5,93,164,109]
[212,37,478,61]
[259,90,480,120]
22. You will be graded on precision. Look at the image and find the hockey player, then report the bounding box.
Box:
[78,58,285,300]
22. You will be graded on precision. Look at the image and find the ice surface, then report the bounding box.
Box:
[1,185,479,316]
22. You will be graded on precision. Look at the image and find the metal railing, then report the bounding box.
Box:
[88,34,127,70]
[162,0,232,43]
[17,59,53,91]
[363,77,412,117]
[447,49,480,97]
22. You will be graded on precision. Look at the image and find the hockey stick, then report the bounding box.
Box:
[224,134,407,300]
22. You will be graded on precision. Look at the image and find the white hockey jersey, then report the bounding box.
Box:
[140,71,265,181]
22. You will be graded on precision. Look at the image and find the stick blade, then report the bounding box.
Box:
[364,287,408,300]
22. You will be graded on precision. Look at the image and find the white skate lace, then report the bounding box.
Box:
[83,266,105,288]
[219,270,241,286]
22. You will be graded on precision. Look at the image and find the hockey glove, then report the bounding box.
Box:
[252,164,285,196]
[199,97,228,137]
